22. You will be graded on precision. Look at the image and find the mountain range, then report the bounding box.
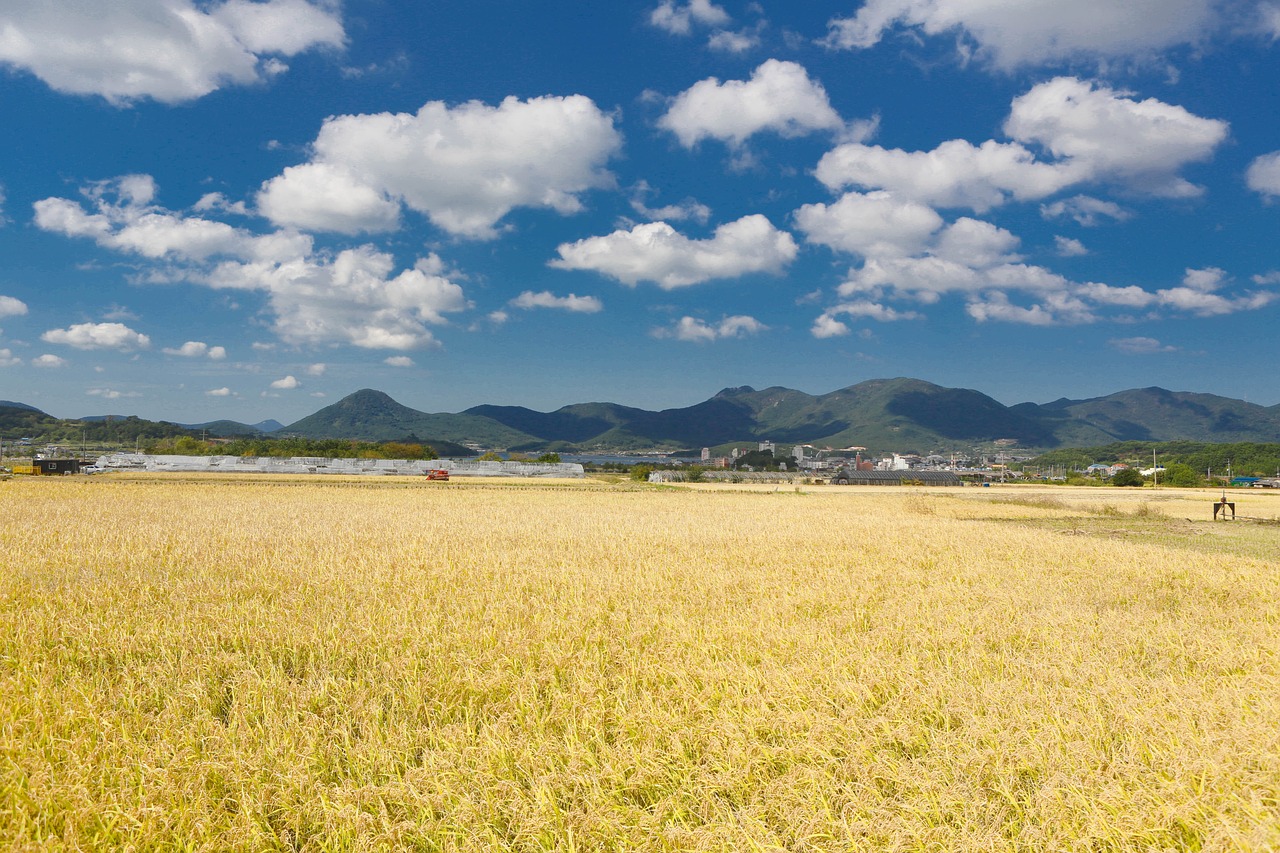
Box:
[273,379,1280,453]
[5,379,1280,454]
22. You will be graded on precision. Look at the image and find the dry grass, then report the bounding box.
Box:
[2,476,1279,850]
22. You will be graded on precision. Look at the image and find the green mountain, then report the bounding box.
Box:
[11,379,1280,456]
[279,389,522,450]
[281,379,1280,454]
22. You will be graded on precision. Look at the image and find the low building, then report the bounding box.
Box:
[33,458,82,475]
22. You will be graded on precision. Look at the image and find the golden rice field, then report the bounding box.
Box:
[2,475,1280,851]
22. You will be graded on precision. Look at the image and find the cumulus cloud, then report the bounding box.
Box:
[649,0,730,34]
[824,0,1218,70]
[510,291,603,313]
[1110,336,1178,354]
[653,315,767,342]
[270,375,299,389]
[257,163,401,234]
[42,322,150,351]
[629,182,711,224]
[794,189,1268,326]
[811,301,922,339]
[1005,78,1228,198]
[816,139,1074,212]
[1040,195,1131,227]
[163,340,226,359]
[306,362,326,375]
[707,28,761,53]
[816,78,1228,212]
[551,215,797,288]
[32,354,68,368]
[1246,151,1280,198]
[36,176,471,350]
[658,60,845,148]
[0,295,27,317]
[1054,236,1088,257]
[257,95,622,238]
[0,0,344,105]
[0,348,19,367]
[206,386,233,396]
[795,192,944,258]
[383,355,414,367]
[87,388,141,399]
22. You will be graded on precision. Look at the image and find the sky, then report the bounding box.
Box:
[3,0,1280,424]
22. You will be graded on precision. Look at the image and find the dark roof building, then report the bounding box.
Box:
[831,469,963,486]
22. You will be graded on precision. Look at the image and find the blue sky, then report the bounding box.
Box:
[3,0,1280,424]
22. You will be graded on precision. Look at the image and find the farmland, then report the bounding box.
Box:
[2,476,1279,850]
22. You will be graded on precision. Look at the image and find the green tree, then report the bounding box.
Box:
[477,451,503,462]
[630,464,653,482]
[1111,468,1145,487]
[535,452,562,463]
[685,465,705,483]
[1161,462,1202,488]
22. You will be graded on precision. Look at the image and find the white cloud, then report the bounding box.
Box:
[708,29,761,53]
[87,388,141,400]
[163,340,226,359]
[795,192,944,259]
[258,95,622,239]
[1005,78,1228,198]
[552,215,797,288]
[36,177,471,350]
[1110,336,1177,354]
[649,0,730,35]
[306,362,326,376]
[813,301,921,339]
[815,139,1074,212]
[257,163,401,235]
[658,60,845,148]
[1154,287,1275,317]
[629,182,711,224]
[1054,236,1088,257]
[1181,267,1227,292]
[1040,195,1130,227]
[193,192,250,216]
[0,348,21,367]
[653,315,767,342]
[511,291,604,313]
[1246,151,1280,198]
[42,322,150,351]
[0,0,344,105]
[270,375,299,389]
[487,310,509,325]
[32,354,68,368]
[811,314,851,339]
[206,387,233,396]
[0,295,27,317]
[384,356,414,367]
[824,0,1218,70]
[816,78,1227,212]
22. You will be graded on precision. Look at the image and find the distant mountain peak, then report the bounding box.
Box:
[715,385,756,396]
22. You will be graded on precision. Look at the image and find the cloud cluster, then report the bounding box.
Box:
[163,340,227,359]
[258,95,622,239]
[653,315,767,342]
[659,60,845,148]
[0,295,27,317]
[0,0,344,104]
[42,322,151,351]
[816,78,1228,211]
[552,215,797,289]
[796,76,1260,331]
[649,0,730,35]
[510,291,603,313]
[36,176,470,350]
[824,0,1217,69]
